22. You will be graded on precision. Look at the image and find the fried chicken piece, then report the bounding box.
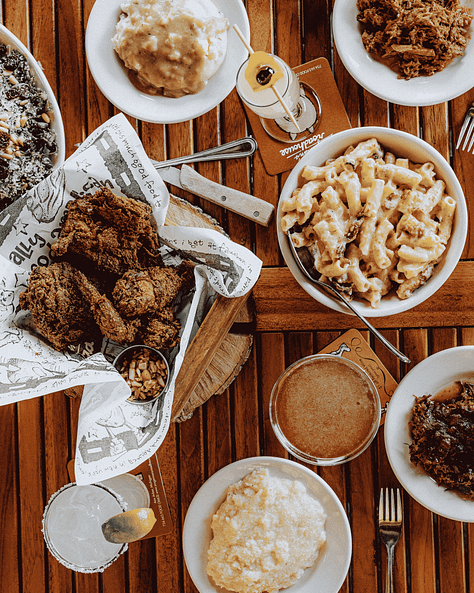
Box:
[112,263,192,349]
[74,268,140,345]
[147,261,195,308]
[51,187,160,275]
[152,306,176,324]
[112,261,195,318]
[18,262,97,351]
[112,269,158,317]
[139,312,181,350]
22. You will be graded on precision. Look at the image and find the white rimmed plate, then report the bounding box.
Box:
[333,0,474,106]
[182,456,352,593]
[85,0,250,124]
[0,24,65,167]
[385,346,474,522]
[277,126,468,318]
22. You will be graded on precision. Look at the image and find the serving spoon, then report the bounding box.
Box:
[154,137,258,169]
[287,232,410,364]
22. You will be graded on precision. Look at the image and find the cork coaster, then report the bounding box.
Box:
[318,329,398,425]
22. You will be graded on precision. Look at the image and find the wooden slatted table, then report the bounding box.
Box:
[1,1,474,592]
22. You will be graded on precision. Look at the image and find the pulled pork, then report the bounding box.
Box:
[356,0,473,79]
[409,381,474,500]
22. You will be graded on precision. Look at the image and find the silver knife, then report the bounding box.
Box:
[156,164,274,227]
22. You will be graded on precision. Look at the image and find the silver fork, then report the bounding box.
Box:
[378,488,403,593]
[456,102,474,153]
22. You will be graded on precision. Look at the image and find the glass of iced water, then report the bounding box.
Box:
[236,53,321,143]
[42,476,148,573]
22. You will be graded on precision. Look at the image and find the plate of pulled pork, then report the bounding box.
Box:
[333,0,474,106]
[385,346,474,522]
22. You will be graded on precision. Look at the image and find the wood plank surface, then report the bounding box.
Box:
[1,0,474,593]
[254,262,474,331]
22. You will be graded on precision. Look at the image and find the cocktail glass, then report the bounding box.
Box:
[101,473,150,509]
[236,54,321,143]
[42,478,146,573]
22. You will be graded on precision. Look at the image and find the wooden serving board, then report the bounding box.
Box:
[165,194,225,232]
[165,195,253,422]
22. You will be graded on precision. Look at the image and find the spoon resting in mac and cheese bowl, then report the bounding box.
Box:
[277,127,467,317]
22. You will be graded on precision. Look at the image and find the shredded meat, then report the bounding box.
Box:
[409,382,474,500]
[356,0,473,79]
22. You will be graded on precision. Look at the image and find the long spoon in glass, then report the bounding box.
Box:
[288,232,410,364]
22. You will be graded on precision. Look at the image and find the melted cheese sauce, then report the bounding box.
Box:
[113,0,229,97]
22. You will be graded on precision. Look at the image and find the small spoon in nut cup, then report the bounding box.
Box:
[113,345,170,405]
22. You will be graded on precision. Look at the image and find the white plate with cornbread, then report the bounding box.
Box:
[183,456,352,593]
[86,0,250,124]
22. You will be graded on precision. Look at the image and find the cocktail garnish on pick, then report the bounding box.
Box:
[245,51,283,91]
[233,24,301,132]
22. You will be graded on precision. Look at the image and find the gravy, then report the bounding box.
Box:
[113,0,229,98]
[273,356,380,461]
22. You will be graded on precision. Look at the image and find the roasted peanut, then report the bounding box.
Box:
[119,348,168,402]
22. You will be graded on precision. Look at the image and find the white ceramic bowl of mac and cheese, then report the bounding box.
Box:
[278,127,468,317]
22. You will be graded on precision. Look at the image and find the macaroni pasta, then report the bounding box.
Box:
[281,138,456,308]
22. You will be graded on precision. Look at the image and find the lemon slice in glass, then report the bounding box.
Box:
[101,507,157,543]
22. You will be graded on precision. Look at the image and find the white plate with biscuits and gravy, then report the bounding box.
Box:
[86,0,250,124]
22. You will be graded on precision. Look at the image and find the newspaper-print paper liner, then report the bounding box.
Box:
[0,113,262,484]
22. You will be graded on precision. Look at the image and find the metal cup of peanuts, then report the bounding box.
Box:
[113,345,170,405]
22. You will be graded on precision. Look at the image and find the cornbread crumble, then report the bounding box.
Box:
[0,42,57,208]
[207,468,327,593]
